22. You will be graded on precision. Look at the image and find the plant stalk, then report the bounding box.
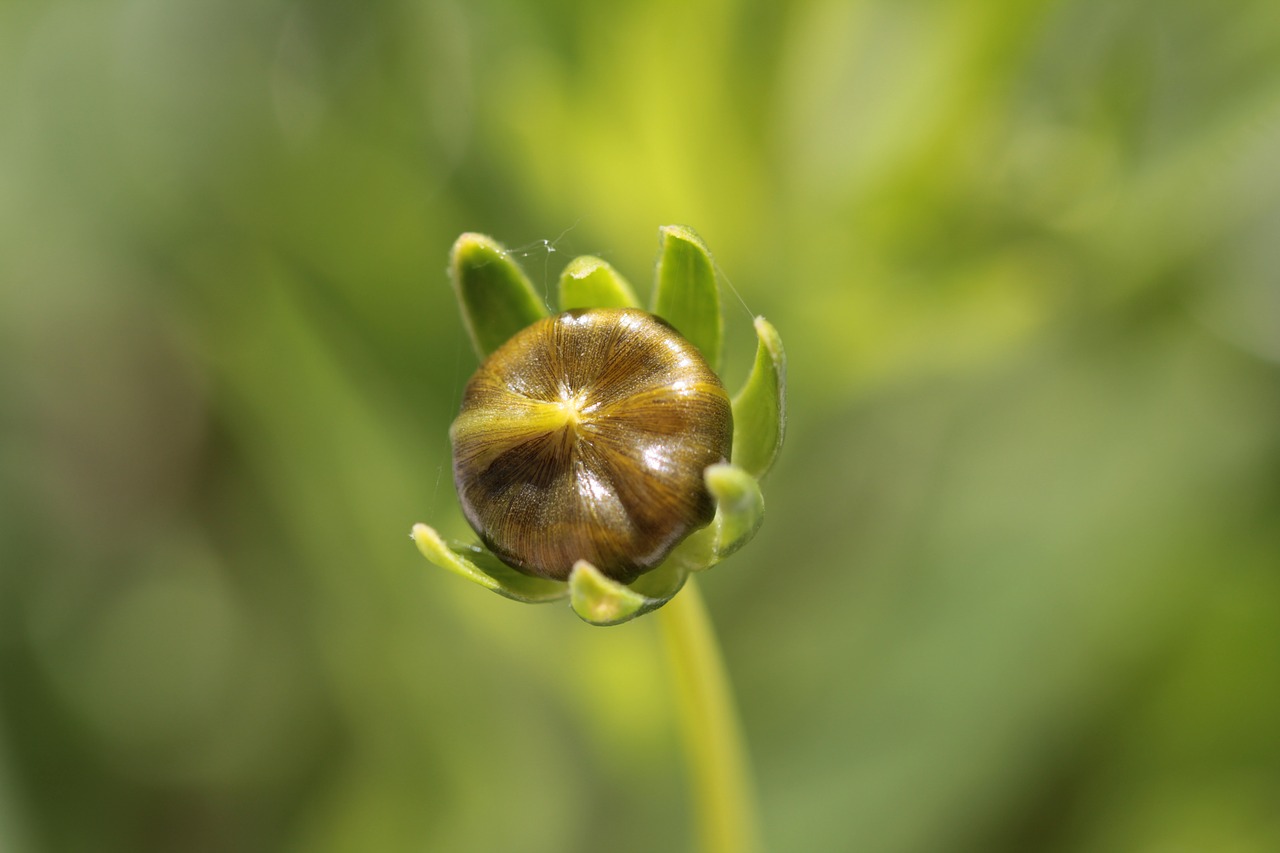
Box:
[656,577,760,853]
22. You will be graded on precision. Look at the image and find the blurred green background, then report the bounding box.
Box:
[2,0,1279,851]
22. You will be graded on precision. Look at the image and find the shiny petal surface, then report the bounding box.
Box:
[451,309,732,583]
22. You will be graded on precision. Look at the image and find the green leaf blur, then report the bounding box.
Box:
[1,0,1278,852]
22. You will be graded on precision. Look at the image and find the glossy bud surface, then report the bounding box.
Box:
[451,309,733,582]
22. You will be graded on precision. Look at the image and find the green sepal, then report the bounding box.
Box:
[411,524,567,603]
[651,225,722,371]
[558,256,641,311]
[669,463,765,571]
[731,317,787,479]
[703,463,765,560]
[569,560,687,626]
[450,233,548,359]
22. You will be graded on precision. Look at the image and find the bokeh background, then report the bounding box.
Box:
[3,0,1279,850]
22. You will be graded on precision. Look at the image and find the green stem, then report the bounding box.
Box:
[656,577,761,853]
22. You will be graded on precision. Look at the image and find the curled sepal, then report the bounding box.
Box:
[651,225,722,371]
[558,256,641,311]
[731,317,787,479]
[450,233,548,359]
[569,559,688,626]
[411,524,567,604]
[704,463,765,560]
[669,463,766,572]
